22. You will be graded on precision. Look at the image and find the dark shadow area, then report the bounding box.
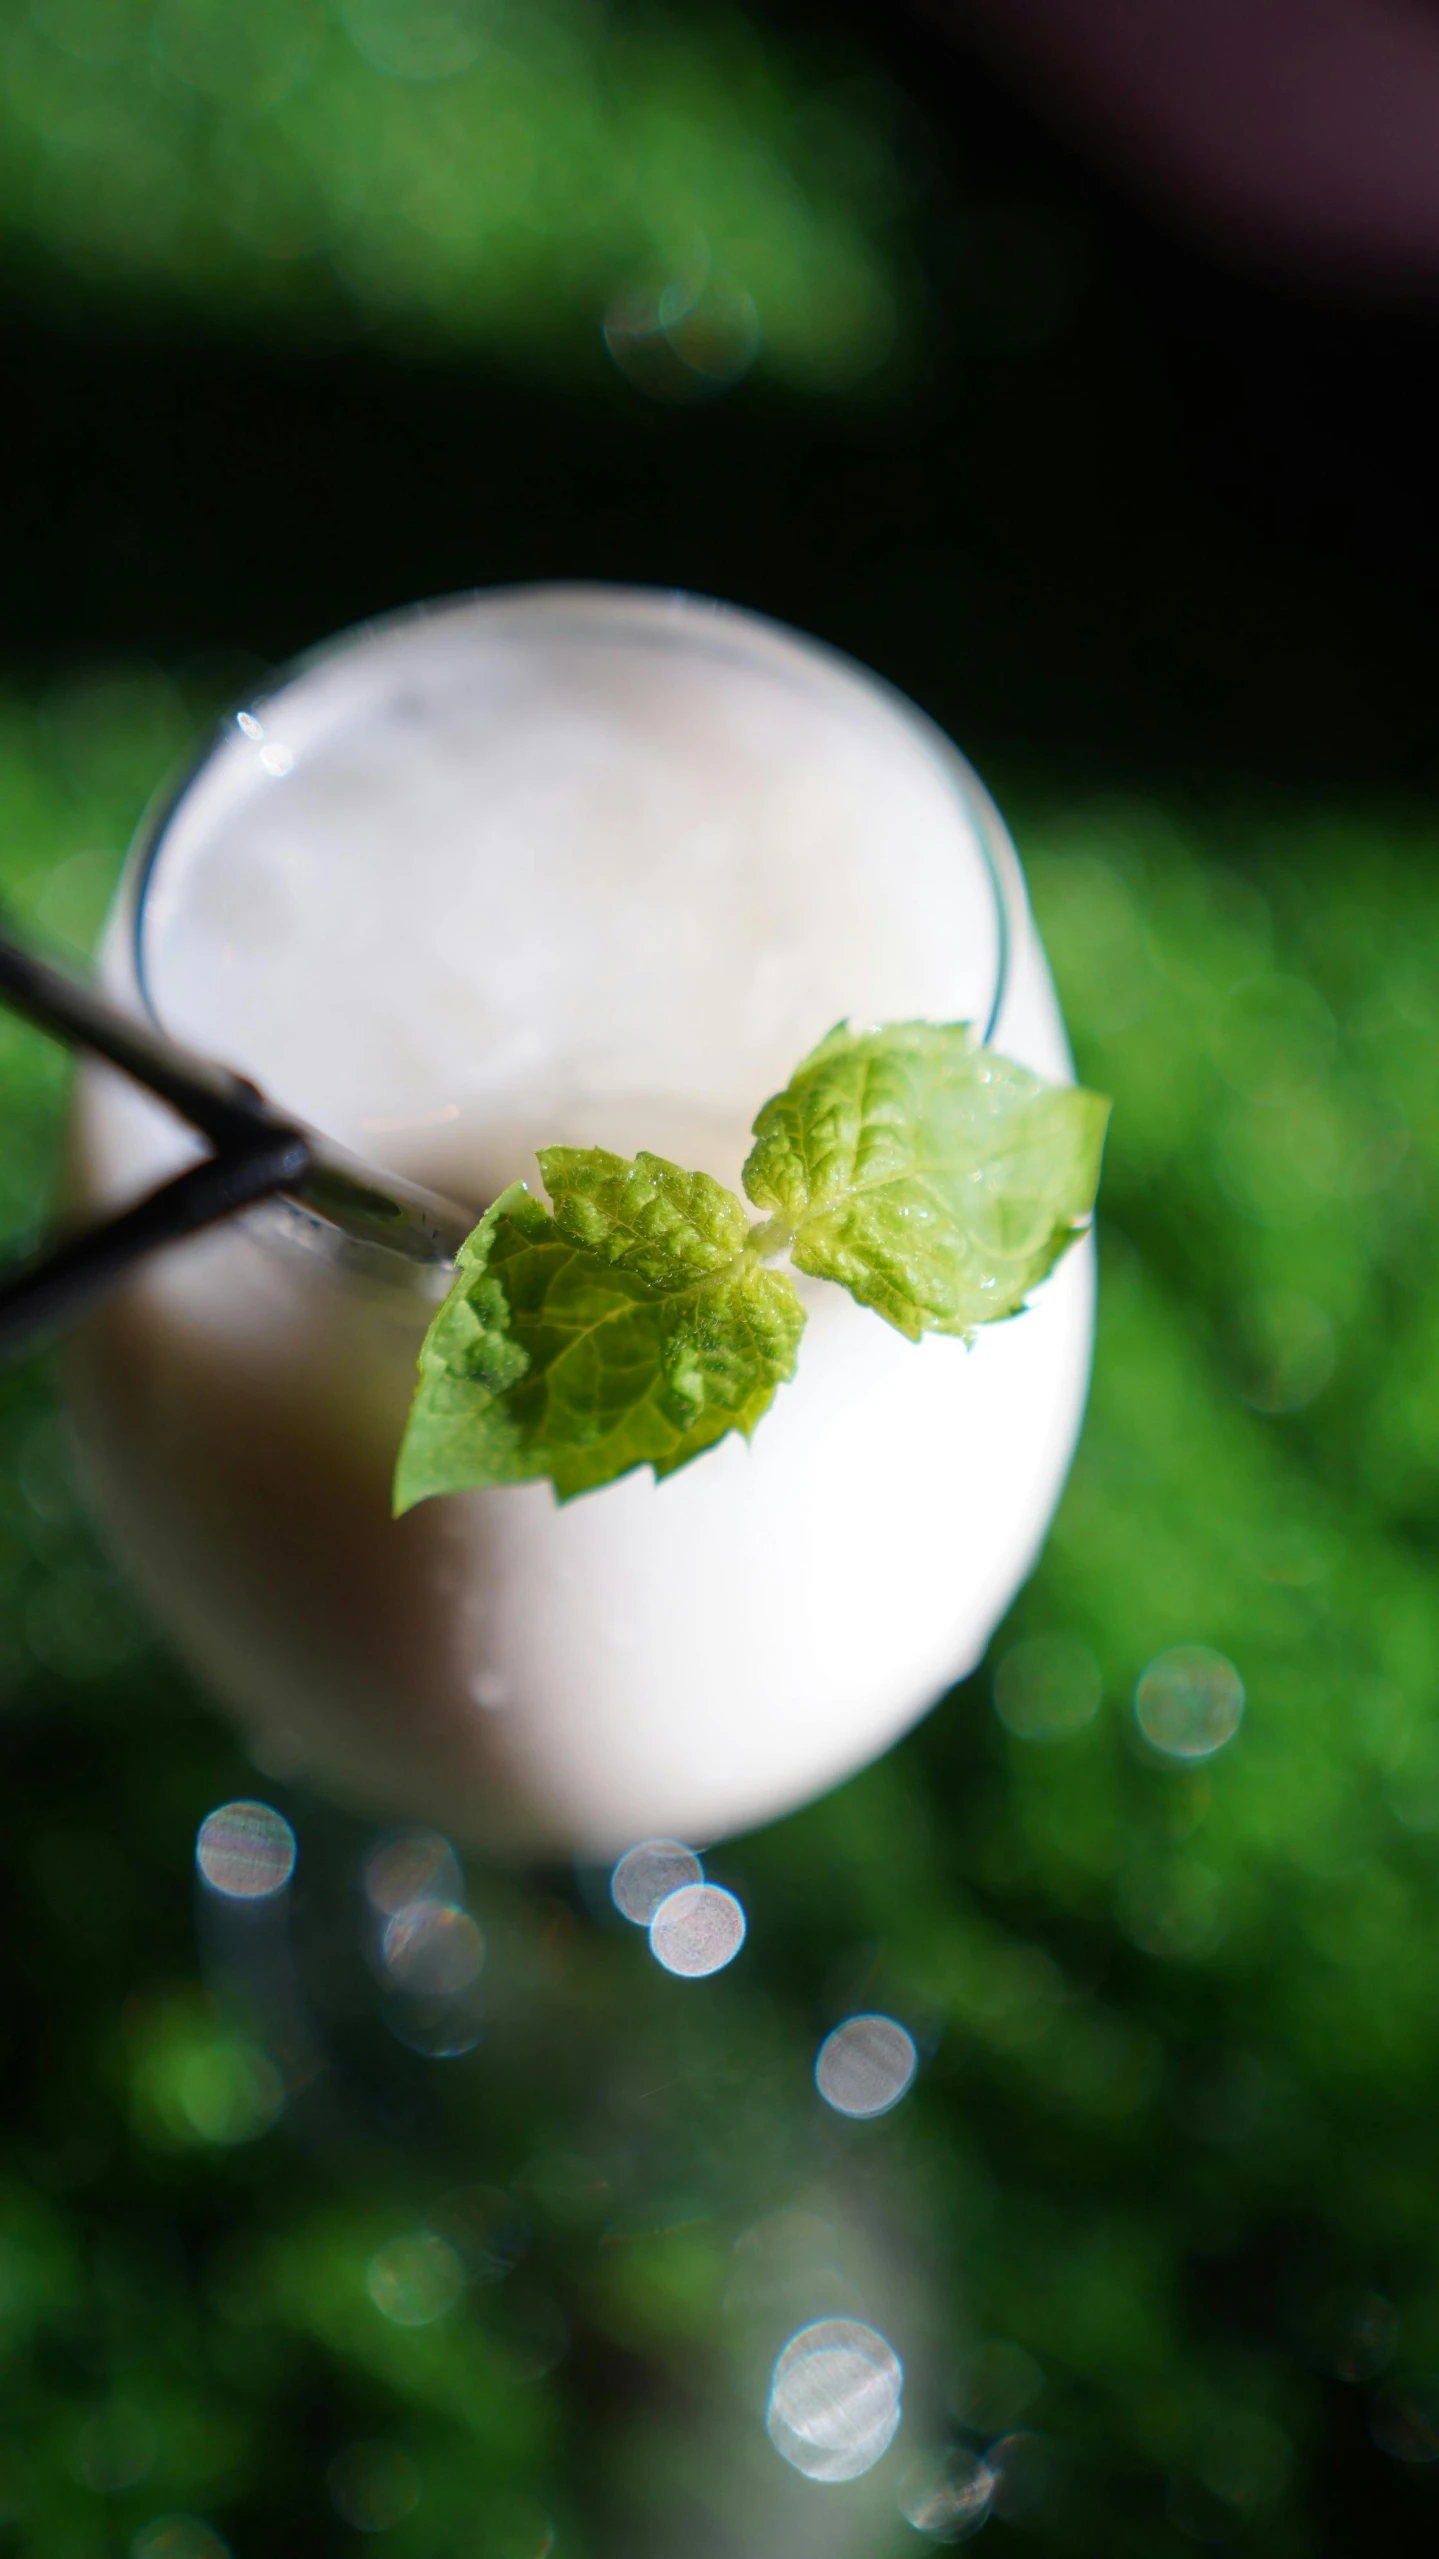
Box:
[1,10,1436,799]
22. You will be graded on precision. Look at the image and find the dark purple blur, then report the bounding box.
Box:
[940,0,1439,288]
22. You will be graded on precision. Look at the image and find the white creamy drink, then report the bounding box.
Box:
[67,587,1094,1854]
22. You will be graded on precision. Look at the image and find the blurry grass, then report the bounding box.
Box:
[4,678,1439,2548]
[0,667,202,1241]
[750,798,1439,2548]
[0,0,924,395]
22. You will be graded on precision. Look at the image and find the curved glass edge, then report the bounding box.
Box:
[122,583,1027,1265]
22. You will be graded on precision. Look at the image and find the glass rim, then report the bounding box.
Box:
[125,582,1022,1260]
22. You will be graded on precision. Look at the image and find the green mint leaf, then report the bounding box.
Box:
[742,1020,1110,1341]
[393,1152,805,1512]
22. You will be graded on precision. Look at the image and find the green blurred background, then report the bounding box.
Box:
[4,0,1439,2552]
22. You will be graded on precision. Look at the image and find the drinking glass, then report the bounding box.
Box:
[66,586,1093,1852]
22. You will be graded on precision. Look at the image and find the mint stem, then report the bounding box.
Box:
[747,1214,795,1262]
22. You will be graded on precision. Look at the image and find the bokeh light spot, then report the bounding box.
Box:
[326,2441,422,2533]
[195,1801,296,1899]
[74,2405,157,2495]
[382,1902,484,1997]
[767,2317,903,2482]
[333,0,498,83]
[1165,2473,1234,2541]
[365,1829,464,1917]
[987,2430,1052,2520]
[482,2507,555,2559]
[382,1995,484,2060]
[425,2186,528,2285]
[1118,1856,1229,1961]
[1195,2413,1289,2511]
[610,1838,703,1925]
[174,2040,283,2146]
[1134,1648,1244,1760]
[1217,972,1336,1101]
[815,2014,918,2118]
[603,263,761,403]
[993,1635,1101,1742]
[150,0,322,112]
[649,1882,745,1977]
[899,2445,993,2539]
[1370,2377,1439,2463]
[1319,2288,1399,2383]
[497,2287,570,2385]
[366,2232,464,2327]
[30,0,147,67]
[131,2520,231,2559]
[1226,1290,1335,1413]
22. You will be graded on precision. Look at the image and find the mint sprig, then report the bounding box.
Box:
[743,1020,1112,1340]
[393,1023,1109,1513]
[392,1149,805,1511]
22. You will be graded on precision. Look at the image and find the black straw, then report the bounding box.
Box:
[0,924,475,1363]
